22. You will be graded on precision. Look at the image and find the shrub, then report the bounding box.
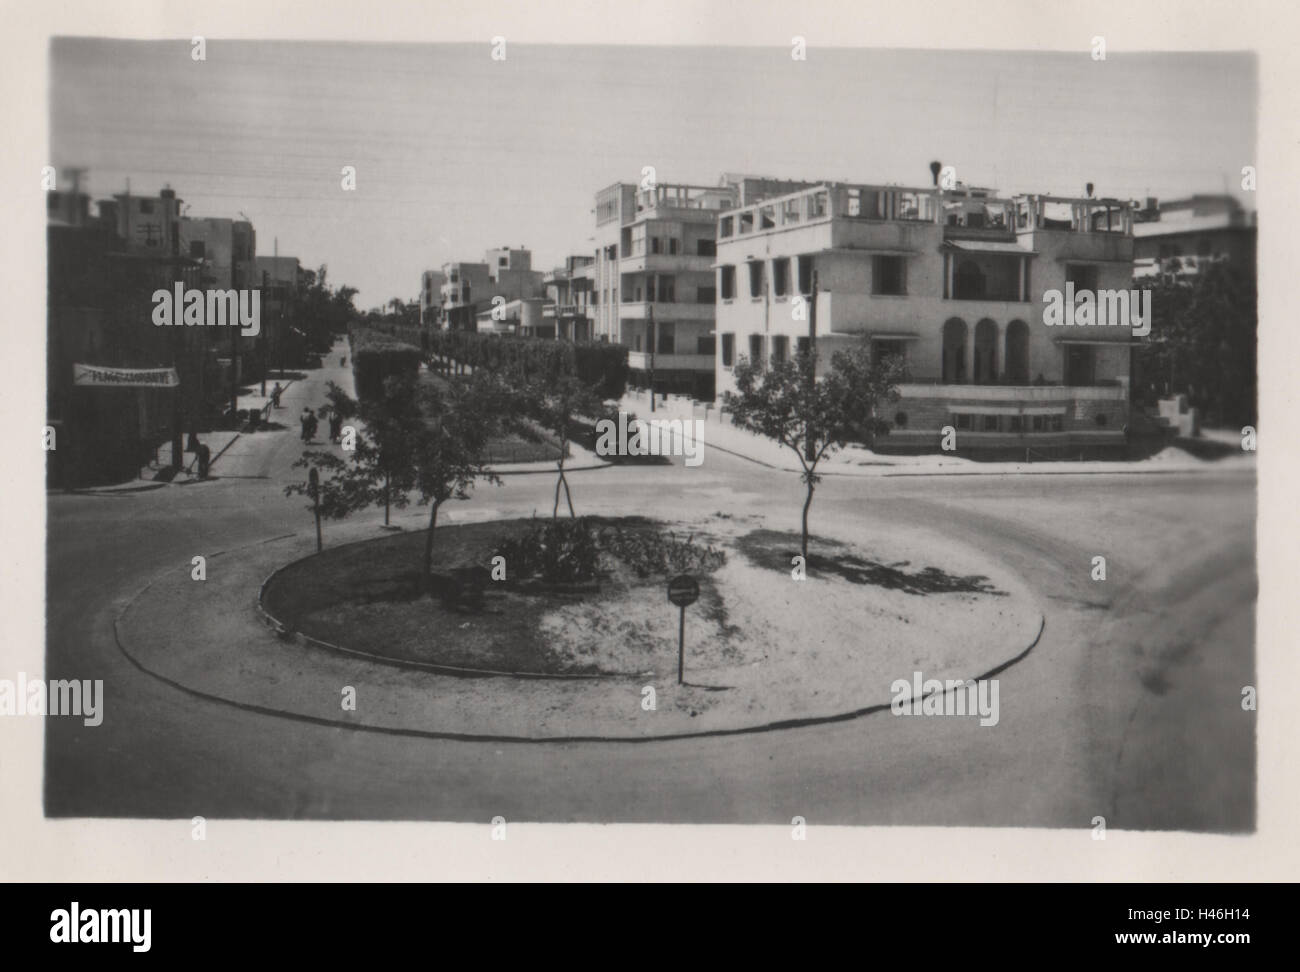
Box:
[597,525,726,579]
[492,517,602,584]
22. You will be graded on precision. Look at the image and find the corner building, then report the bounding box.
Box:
[713,183,1138,458]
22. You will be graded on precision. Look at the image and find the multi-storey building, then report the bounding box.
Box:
[1132,194,1257,282]
[714,181,1138,458]
[418,269,447,325]
[590,176,817,399]
[591,180,737,400]
[542,255,596,341]
[438,247,545,331]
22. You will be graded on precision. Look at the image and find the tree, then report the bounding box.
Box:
[1133,260,1256,426]
[412,372,505,589]
[518,371,604,518]
[724,340,903,561]
[284,376,422,534]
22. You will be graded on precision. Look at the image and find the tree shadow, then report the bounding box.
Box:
[737,529,1007,596]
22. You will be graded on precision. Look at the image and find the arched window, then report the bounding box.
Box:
[942,318,968,383]
[974,319,998,384]
[1004,319,1029,383]
[953,260,985,300]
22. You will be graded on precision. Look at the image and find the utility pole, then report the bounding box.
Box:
[805,270,819,464]
[647,302,656,413]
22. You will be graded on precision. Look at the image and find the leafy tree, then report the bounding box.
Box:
[1133,260,1256,426]
[412,372,506,588]
[285,376,422,530]
[724,340,903,561]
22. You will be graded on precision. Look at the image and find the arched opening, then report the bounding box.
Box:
[953,260,985,300]
[974,319,997,384]
[942,318,967,383]
[1004,319,1029,383]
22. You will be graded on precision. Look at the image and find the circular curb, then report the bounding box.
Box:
[112,529,1048,744]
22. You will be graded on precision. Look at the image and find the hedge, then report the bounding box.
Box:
[350,327,422,401]
[426,331,628,399]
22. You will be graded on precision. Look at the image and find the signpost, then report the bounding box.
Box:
[667,574,700,685]
[309,467,322,552]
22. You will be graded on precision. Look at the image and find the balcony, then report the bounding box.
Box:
[627,351,715,373]
[896,382,1127,401]
[618,251,714,274]
[618,301,715,322]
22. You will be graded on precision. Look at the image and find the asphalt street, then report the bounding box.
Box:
[42,346,1256,829]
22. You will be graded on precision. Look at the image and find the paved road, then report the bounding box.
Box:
[43,344,1256,829]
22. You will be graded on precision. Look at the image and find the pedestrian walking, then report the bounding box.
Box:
[329,410,343,444]
[300,407,313,442]
[271,382,282,408]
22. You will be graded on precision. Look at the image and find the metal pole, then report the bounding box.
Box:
[677,604,685,684]
[648,303,656,413]
[309,467,322,552]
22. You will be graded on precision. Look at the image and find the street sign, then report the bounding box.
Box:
[667,575,699,685]
[667,575,699,607]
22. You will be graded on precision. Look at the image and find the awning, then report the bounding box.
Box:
[943,240,1036,256]
[864,332,921,341]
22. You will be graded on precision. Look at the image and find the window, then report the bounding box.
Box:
[983,415,1000,432]
[872,256,905,295]
[697,239,716,257]
[796,336,810,359]
[1032,415,1046,432]
[651,237,661,255]
[747,261,764,298]
[1051,415,1064,432]
[749,334,764,365]
[847,188,862,217]
[190,241,206,259]
[720,265,736,300]
[739,211,754,234]
[657,322,675,355]
[139,200,155,214]
[872,340,905,366]
[697,335,715,355]
[797,256,814,295]
[772,335,789,364]
[955,414,973,431]
[894,411,908,428]
[719,216,734,238]
[1009,416,1023,433]
[697,286,716,304]
[499,256,508,268]
[772,258,790,297]
[669,238,679,255]
[1064,344,1096,385]
[721,333,735,367]
[634,334,642,351]
[1065,263,1099,292]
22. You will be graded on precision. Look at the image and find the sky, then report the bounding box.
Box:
[51,39,1256,310]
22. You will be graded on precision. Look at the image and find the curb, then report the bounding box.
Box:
[112,528,1048,745]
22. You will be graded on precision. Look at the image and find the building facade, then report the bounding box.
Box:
[714,182,1138,458]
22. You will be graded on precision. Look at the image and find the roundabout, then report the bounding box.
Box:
[115,512,1044,740]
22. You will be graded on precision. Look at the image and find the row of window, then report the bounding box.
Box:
[718,333,812,368]
[951,413,1065,433]
[718,255,907,300]
[629,323,716,356]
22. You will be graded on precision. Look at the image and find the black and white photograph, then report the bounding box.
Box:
[3,0,1295,895]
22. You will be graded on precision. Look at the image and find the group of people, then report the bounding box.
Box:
[268,382,343,445]
[298,406,344,444]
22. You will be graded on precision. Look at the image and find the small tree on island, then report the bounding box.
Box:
[413,372,505,590]
[286,372,504,594]
[518,370,605,519]
[724,340,903,562]
[287,377,422,528]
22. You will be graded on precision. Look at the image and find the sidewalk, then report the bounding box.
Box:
[618,389,1257,478]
